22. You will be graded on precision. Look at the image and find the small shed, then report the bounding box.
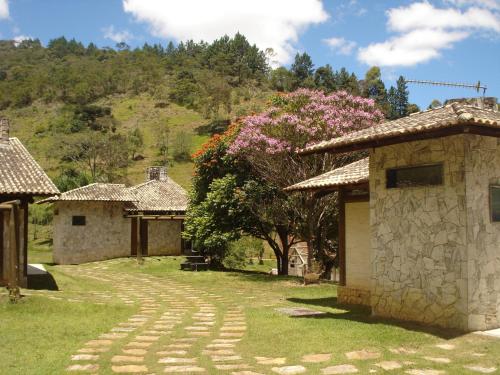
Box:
[42,167,188,264]
[288,242,308,277]
[0,118,59,288]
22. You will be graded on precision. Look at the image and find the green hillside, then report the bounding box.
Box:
[0,35,272,190]
[2,91,270,190]
[0,34,414,191]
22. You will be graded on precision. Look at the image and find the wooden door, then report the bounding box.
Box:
[139,219,148,256]
[0,211,4,284]
[131,218,137,256]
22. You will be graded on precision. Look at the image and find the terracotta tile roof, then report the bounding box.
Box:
[41,183,135,203]
[0,137,60,196]
[300,103,500,155]
[284,157,369,192]
[126,178,188,213]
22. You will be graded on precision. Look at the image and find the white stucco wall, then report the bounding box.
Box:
[53,201,131,264]
[345,201,371,290]
[147,220,182,256]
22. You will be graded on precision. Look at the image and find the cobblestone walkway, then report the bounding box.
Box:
[21,260,498,375]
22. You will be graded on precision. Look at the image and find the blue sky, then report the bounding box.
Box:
[0,0,499,108]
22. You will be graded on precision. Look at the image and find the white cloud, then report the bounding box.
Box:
[122,0,329,64]
[358,29,468,66]
[13,35,33,46]
[102,25,133,43]
[0,0,9,19]
[323,37,357,55]
[388,2,500,32]
[358,1,500,67]
[445,0,500,10]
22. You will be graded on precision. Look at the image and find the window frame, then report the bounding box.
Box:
[386,163,444,189]
[490,185,500,223]
[72,215,86,226]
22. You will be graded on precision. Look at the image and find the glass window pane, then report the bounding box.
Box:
[386,164,443,189]
[491,186,500,222]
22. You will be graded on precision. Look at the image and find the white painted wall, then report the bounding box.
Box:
[345,201,371,290]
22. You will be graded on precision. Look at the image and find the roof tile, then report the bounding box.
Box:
[0,137,60,196]
[284,157,369,192]
[300,104,500,155]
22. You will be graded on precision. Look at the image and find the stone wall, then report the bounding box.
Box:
[338,285,371,306]
[345,201,371,291]
[464,135,500,330]
[147,220,182,256]
[370,135,469,330]
[53,201,131,264]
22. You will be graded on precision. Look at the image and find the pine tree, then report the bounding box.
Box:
[291,52,314,83]
[395,76,409,118]
[387,86,398,120]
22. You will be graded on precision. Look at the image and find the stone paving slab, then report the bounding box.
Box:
[255,357,287,365]
[71,354,99,361]
[163,365,206,373]
[301,353,332,363]
[67,364,100,372]
[271,365,307,374]
[463,365,497,373]
[111,364,149,373]
[321,365,359,374]
[112,355,145,363]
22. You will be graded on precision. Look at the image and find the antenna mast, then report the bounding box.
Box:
[405,79,487,96]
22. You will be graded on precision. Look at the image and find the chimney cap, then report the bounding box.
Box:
[0,117,10,145]
[444,97,497,110]
[146,166,167,181]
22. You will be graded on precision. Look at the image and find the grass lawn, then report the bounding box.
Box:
[1,255,499,374]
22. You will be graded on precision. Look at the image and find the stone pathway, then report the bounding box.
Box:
[17,259,494,375]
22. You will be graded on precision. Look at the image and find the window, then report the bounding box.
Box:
[386,164,443,189]
[490,186,500,222]
[72,216,86,226]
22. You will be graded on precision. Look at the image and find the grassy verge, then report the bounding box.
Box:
[0,270,134,375]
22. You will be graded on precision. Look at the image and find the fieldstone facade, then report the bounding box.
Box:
[53,201,184,264]
[53,201,131,264]
[370,134,500,331]
[464,135,500,330]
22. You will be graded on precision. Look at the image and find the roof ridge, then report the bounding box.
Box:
[61,183,126,196]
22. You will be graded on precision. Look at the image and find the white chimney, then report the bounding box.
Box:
[146,166,167,181]
[0,117,10,145]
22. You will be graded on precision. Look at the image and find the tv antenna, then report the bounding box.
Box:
[405,79,487,96]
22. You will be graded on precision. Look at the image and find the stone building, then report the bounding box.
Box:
[288,99,500,331]
[0,118,60,288]
[43,167,188,264]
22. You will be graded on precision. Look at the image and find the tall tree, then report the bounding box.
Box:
[395,76,409,118]
[363,66,388,112]
[291,52,314,84]
[314,65,336,92]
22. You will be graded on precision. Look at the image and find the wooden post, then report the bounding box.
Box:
[338,189,346,286]
[131,217,138,256]
[0,201,22,302]
[136,217,143,265]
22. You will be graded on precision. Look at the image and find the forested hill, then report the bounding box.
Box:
[0,34,416,191]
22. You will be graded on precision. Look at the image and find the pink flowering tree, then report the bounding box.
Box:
[228,89,383,273]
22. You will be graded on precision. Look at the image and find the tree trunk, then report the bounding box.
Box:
[277,228,290,276]
[306,240,314,269]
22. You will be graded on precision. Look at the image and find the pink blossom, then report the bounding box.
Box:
[228,89,383,156]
